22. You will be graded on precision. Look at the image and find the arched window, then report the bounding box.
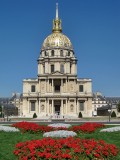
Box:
[45,51,47,56]
[68,51,70,56]
[31,85,35,92]
[60,64,64,73]
[60,50,63,56]
[51,50,54,56]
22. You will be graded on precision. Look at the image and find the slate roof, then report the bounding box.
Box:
[105,97,120,104]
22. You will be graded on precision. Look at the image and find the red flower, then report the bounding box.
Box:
[70,122,104,133]
[13,137,119,160]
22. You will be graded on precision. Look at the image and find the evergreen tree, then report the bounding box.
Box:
[111,111,116,117]
[78,112,82,118]
[33,113,37,118]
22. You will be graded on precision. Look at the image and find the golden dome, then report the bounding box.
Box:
[41,3,73,51]
[41,32,73,50]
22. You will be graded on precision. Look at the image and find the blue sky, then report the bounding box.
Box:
[0,0,120,97]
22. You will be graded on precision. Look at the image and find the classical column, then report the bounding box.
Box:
[46,79,47,92]
[39,99,41,113]
[46,98,47,114]
[40,80,41,92]
[66,99,67,114]
[84,101,87,114]
[61,79,63,93]
[48,79,49,92]
[49,103,51,114]
[52,79,54,93]
[66,79,68,93]
[52,100,54,115]
[36,100,39,114]
[28,100,30,113]
[64,79,66,92]
[68,99,70,113]
[61,99,63,115]
[76,99,78,114]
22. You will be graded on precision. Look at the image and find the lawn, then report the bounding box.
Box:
[0,125,120,160]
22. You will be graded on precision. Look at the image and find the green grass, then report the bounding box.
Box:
[0,126,120,160]
[0,132,43,160]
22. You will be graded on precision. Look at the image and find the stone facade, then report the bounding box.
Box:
[21,4,93,118]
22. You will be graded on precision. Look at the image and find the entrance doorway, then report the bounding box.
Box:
[54,100,61,115]
[55,105,60,115]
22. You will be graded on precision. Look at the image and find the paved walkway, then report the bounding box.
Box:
[0,117,120,125]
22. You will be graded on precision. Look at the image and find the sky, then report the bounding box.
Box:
[0,0,120,97]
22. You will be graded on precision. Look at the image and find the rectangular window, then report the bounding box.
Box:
[55,85,60,92]
[51,50,54,56]
[31,85,35,92]
[31,101,35,111]
[60,50,63,56]
[79,85,84,92]
[51,65,54,72]
[79,102,84,111]
[68,51,70,56]
[60,64,64,73]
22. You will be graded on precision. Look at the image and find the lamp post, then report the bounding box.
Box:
[6,101,9,121]
[2,105,4,118]
[1,105,4,118]
[108,102,112,122]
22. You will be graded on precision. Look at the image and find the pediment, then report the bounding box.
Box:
[51,71,64,75]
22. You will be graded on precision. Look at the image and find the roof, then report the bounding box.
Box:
[93,94,106,101]
[105,97,120,104]
[97,105,110,110]
[9,93,22,101]
[0,98,9,105]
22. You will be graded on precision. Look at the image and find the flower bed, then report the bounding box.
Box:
[12,122,104,134]
[48,123,71,128]
[12,121,53,133]
[70,122,105,133]
[43,130,77,138]
[0,126,19,132]
[100,126,120,132]
[14,137,119,160]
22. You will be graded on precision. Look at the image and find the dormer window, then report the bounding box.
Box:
[60,50,63,56]
[51,50,54,56]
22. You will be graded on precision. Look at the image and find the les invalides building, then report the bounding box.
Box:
[21,4,93,118]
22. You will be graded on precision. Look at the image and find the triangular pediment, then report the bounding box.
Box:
[50,71,64,75]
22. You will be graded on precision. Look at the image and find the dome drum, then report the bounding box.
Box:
[40,49,74,58]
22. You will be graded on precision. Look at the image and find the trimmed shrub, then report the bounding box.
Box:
[33,113,37,118]
[78,112,82,118]
[111,111,116,117]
